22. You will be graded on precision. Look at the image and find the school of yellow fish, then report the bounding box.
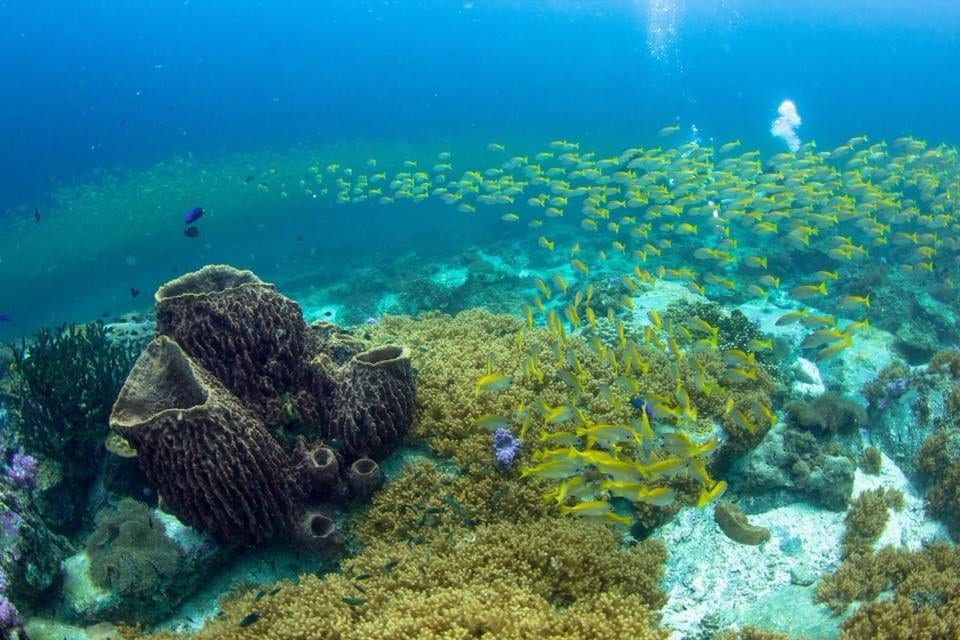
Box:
[287,133,956,367]
[274,130,959,526]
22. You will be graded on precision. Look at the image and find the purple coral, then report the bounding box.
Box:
[0,570,18,628]
[0,512,21,539]
[492,428,521,469]
[6,448,38,489]
[885,377,909,398]
[0,595,20,628]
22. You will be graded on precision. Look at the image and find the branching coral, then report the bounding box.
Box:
[5,322,137,471]
[916,429,960,540]
[125,518,668,640]
[840,487,903,559]
[825,544,960,639]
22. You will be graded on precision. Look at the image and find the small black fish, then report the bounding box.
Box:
[295,234,304,242]
[101,312,111,318]
[323,310,332,317]
[341,596,365,607]
[354,573,372,581]
[184,226,200,238]
[253,589,267,602]
[244,175,255,183]
[130,287,140,298]
[238,612,261,628]
[34,207,40,223]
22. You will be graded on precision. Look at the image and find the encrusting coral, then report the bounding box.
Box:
[124,518,669,640]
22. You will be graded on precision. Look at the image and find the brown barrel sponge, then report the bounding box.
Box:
[154,264,318,424]
[321,344,416,459]
[714,501,771,546]
[109,336,302,545]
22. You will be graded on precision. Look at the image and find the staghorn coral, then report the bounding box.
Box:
[110,337,301,545]
[125,517,668,640]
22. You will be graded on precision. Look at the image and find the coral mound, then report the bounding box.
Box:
[110,336,301,545]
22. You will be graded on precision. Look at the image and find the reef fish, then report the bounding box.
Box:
[184,207,205,224]
[0,314,11,323]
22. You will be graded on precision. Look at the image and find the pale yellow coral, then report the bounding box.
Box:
[129,518,668,640]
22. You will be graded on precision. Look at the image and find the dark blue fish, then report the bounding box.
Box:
[183,207,204,224]
[630,397,654,419]
[184,226,200,238]
[0,314,11,323]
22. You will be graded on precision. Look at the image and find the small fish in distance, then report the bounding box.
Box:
[130,287,140,298]
[183,207,204,224]
[0,314,12,323]
[34,208,40,223]
[184,226,200,238]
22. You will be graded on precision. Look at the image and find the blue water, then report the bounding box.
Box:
[1,0,959,335]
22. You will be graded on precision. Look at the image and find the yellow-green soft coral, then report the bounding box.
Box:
[125,518,668,640]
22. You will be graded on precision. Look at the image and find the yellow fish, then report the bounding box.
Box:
[474,373,512,396]
[790,282,828,299]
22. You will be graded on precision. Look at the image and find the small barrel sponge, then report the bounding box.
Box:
[714,501,771,546]
[321,345,415,458]
[109,336,302,545]
[154,264,318,424]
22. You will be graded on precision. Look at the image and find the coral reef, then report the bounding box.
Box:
[816,543,960,638]
[840,488,903,559]
[733,423,855,511]
[3,322,138,531]
[859,446,882,475]
[127,518,668,640]
[110,337,302,545]
[916,429,960,540]
[785,392,867,437]
[714,502,770,546]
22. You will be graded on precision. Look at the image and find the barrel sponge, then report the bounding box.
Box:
[320,344,416,459]
[154,264,318,424]
[109,336,302,545]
